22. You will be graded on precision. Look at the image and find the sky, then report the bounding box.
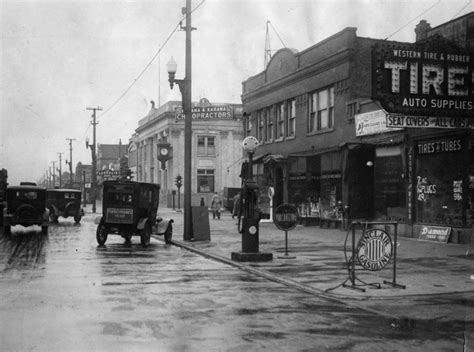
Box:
[1,0,472,186]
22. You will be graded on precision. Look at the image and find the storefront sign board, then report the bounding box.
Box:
[418,225,451,243]
[175,105,234,121]
[355,110,403,136]
[372,41,473,118]
[387,115,474,129]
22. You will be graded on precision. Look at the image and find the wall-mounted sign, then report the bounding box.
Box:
[418,225,451,243]
[175,105,234,121]
[387,115,474,129]
[416,138,463,155]
[355,109,403,136]
[372,41,473,118]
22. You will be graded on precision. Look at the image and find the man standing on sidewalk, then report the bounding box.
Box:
[211,192,222,220]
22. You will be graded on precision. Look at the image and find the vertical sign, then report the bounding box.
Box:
[407,146,413,222]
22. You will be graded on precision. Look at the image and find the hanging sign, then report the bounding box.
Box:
[357,229,393,271]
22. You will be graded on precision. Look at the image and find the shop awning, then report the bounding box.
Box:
[263,154,289,163]
[288,146,340,157]
[343,133,405,148]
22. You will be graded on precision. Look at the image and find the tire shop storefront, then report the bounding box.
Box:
[373,38,474,243]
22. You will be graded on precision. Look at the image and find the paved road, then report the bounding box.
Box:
[0,213,470,351]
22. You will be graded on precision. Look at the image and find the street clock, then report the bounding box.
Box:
[157,143,172,170]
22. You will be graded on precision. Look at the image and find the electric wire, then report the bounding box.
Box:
[450,0,472,20]
[384,0,441,40]
[97,0,206,119]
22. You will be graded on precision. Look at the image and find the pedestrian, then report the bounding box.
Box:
[200,197,205,206]
[232,192,241,219]
[211,192,222,219]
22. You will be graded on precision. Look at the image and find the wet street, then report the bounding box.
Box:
[0,214,471,351]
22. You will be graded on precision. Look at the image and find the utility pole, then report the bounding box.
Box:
[183,0,193,241]
[57,152,63,188]
[65,138,76,188]
[166,0,193,240]
[86,106,102,214]
[52,161,56,188]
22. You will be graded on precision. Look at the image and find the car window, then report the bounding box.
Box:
[108,192,133,205]
[17,191,38,199]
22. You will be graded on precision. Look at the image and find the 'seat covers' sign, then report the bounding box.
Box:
[372,40,473,118]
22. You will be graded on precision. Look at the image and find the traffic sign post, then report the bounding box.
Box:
[273,203,299,259]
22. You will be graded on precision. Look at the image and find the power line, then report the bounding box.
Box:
[451,0,472,20]
[98,0,206,119]
[384,0,441,40]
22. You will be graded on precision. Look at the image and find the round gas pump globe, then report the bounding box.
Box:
[248,226,258,235]
[242,136,259,153]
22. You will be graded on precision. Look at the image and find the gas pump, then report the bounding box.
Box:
[232,137,272,262]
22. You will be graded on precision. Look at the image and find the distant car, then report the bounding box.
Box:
[3,183,49,235]
[46,188,84,224]
[95,180,173,247]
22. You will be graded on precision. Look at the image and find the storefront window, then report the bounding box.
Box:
[197,169,214,193]
[415,137,465,226]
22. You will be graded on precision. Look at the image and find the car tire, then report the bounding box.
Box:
[96,223,108,246]
[164,223,173,244]
[140,224,151,248]
[74,215,82,224]
[41,226,48,235]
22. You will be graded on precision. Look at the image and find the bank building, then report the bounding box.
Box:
[129,98,244,207]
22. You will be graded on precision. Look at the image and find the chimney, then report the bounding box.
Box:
[415,20,432,42]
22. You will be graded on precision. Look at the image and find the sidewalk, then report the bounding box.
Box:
[158,207,474,300]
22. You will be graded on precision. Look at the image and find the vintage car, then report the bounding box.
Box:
[46,188,84,224]
[3,182,49,235]
[95,180,173,247]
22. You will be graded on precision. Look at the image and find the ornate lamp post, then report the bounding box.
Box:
[166,0,193,241]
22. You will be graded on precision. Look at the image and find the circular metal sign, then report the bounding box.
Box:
[357,229,393,271]
[242,136,259,153]
[273,203,299,231]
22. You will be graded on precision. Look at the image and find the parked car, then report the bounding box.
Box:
[46,188,84,224]
[95,180,173,247]
[3,182,49,235]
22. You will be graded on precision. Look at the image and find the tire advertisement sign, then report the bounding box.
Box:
[418,225,451,243]
[372,40,473,120]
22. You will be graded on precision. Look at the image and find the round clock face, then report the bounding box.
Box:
[160,148,169,156]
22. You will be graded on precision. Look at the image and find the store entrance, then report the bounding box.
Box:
[347,147,375,221]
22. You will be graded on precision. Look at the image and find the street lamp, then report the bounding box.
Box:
[166,0,193,241]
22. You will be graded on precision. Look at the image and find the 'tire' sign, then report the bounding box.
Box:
[372,40,473,118]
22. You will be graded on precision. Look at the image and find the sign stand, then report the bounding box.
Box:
[383,222,406,289]
[278,230,296,259]
[326,221,405,293]
[273,203,298,260]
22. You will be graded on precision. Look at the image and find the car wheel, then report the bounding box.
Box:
[140,224,151,248]
[164,223,173,244]
[96,223,108,246]
[41,226,48,235]
[74,215,82,224]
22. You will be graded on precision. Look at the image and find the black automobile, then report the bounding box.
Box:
[3,183,49,235]
[46,188,84,224]
[95,180,173,247]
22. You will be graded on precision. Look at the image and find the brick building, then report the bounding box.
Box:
[241,14,473,241]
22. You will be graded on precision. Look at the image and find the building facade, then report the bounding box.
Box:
[131,99,244,207]
[241,15,473,242]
